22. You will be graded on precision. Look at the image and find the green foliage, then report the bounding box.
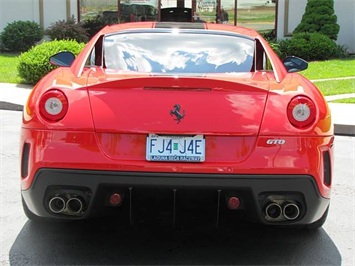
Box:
[313,79,355,96]
[294,0,340,41]
[81,15,107,39]
[331,98,355,104]
[301,58,355,79]
[81,13,119,39]
[279,32,347,61]
[259,29,276,42]
[268,41,284,58]
[17,40,85,84]
[45,16,88,43]
[0,53,23,83]
[0,21,43,52]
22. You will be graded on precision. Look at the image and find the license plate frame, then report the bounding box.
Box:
[146,134,205,162]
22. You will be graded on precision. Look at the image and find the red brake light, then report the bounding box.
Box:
[287,96,316,129]
[39,90,68,122]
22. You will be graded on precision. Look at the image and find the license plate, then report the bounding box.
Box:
[146,134,205,162]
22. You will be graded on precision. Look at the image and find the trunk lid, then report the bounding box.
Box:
[87,73,269,135]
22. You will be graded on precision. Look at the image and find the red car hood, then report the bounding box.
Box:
[87,73,270,135]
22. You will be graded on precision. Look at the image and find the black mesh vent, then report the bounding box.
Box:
[21,143,30,178]
[323,151,331,186]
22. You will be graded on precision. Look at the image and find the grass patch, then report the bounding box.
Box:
[331,98,355,104]
[302,58,355,80]
[313,79,355,96]
[0,53,23,83]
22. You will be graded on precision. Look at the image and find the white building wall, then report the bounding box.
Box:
[334,0,355,53]
[0,0,40,32]
[42,0,66,29]
[0,0,78,32]
[277,0,355,54]
[70,0,78,19]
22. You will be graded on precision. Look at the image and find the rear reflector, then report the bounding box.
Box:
[109,193,122,206]
[227,196,241,210]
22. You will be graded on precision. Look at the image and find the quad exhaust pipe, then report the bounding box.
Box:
[265,201,300,221]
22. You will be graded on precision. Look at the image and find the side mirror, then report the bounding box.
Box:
[49,51,75,67]
[283,56,308,73]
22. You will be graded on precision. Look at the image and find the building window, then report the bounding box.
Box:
[80,0,118,21]
[78,0,276,34]
[236,0,276,33]
[79,0,159,23]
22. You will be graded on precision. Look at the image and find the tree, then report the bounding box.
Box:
[293,0,339,41]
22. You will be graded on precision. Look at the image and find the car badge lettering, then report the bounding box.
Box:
[170,104,185,124]
[266,139,286,145]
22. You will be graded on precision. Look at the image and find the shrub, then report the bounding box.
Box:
[81,14,118,39]
[0,21,43,52]
[45,16,88,43]
[260,29,276,42]
[278,32,342,61]
[294,0,339,41]
[81,15,106,39]
[18,39,85,84]
[268,41,284,59]
[334,44,350,59]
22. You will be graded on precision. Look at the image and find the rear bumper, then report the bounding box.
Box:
[22,169,329,226]
[20,129,334,199]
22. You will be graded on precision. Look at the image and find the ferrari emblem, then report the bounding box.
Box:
[170,104,185,124]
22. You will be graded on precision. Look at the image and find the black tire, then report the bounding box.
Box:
[304,206,329,230]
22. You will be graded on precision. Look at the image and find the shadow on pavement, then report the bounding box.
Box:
[9,218,341,265]
[0,101,23,112]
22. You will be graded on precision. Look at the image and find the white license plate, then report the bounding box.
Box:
[146,134,205,162]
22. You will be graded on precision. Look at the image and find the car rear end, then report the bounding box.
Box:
[20,24,334,229]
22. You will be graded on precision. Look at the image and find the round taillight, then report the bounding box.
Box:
[39,90,68,122]
[287,96,316,129]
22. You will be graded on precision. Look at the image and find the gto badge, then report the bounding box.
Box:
[170,104,185,124]
[266,139,286,145]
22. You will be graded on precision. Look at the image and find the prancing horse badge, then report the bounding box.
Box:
[170,104,185,124]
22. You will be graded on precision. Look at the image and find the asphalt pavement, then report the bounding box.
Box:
[1,82,354,136]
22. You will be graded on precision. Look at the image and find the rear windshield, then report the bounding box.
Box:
[103,32,254,74]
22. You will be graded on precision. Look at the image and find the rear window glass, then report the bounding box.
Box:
[103,32,254,74]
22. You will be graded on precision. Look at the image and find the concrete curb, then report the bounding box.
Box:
[327,103,355,136]
[325,93,355,101]
[334,124,355,137]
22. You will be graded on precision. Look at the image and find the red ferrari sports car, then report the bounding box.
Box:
[20,22,334,229]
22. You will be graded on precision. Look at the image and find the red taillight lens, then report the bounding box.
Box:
[39,90,68,122]
[287,96,316,129]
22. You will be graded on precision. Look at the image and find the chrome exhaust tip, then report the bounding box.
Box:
[66,197,83,214]
[283,203,300,220]
[265,202,283,220]
[49,196,66,213]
